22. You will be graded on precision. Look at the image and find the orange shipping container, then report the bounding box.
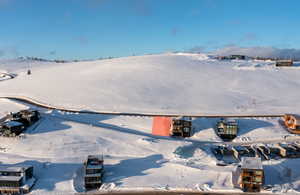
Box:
[152,117,172,136]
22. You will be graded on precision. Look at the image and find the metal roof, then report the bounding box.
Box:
[0,176,22,182]
[2,121,23,127]
[241,157,263,170]
[87,155,103,160]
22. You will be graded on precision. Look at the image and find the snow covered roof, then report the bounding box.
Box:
[87,155,103,160]
[241,157,263,170]
[0,176,22,182]
[0,165,32,173]
[3,120,23,127]
[86,164,103,170]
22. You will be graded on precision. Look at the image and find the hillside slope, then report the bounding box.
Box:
[1,53,300,114]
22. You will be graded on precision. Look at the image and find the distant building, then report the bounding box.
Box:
[275,60,293,67]
[152,116,192,137]
[0,165,35,194]
[233,157,264,192]
[215,118,238,140]
[217,55,247,60]
[229,55,246,60]
[0,121,25,137]
[0,110,40,137]
[84,155,104,190]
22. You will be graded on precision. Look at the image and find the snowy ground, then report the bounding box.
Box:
[0,53,300,194]
[0,53,300,114]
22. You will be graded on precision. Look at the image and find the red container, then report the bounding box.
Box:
[152,117,171,136]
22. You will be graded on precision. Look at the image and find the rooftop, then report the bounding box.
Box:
[0,165,32,173]
[2,120,23,127]
[241,157,263,170]
[0,176,22,182]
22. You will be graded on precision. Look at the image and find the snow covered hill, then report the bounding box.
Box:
[1,53,300,114]
[1,53,300,194]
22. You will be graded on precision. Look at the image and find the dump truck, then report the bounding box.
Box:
[215,118,238,140]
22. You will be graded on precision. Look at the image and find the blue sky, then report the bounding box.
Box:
[0,0,299,60]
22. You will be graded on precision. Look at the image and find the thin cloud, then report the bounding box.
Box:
[213,46,300,60]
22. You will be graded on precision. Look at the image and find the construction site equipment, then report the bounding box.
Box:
[152,116,192,137]
[0,165,35,194]
[233,157,264,192]
[215,118,238,140]
[276,60,293,67]
[283,114,300,133]
[84,155,104,190]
